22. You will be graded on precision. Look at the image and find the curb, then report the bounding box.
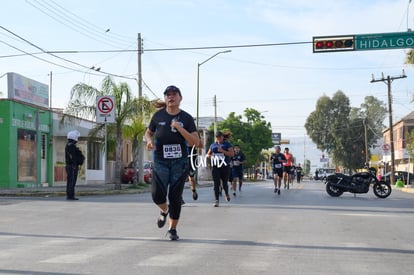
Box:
[0,181,215,198]
[0,186,151,198]
[401,187,414,194]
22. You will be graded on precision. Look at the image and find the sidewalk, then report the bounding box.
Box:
[0,183,144,197]
[401,186,414,194]
[0,181,214,197]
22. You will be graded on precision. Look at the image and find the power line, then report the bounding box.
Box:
[0,38,90,73]
[26,0,137,75]
[0,26,135,80]
[5,40,310,54]
[142,79,159,99]
[44,0,134,43]
[0,44,405,72]
[25,0,133,48]
[144,41,311,52]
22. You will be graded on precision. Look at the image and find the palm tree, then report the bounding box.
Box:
[405,49,414,64]
[405,50,414,102]
[123,97,155,184]
[65,76,147,189]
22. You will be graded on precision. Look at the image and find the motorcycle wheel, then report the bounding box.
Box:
[326,182,343,197]
[373,181,392,198]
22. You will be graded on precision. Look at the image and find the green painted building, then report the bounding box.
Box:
[0,99,53,188]
[0,72,118,188]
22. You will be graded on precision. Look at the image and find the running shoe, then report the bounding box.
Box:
[233,192,236,197]
[278,189,281,195]
[181,198,186,205]
[167,228,179,241]
[225,193,231,202]
[192,190,198,200]
[157,210,168,228]
[213,200,219,207]
[274,188,278,193]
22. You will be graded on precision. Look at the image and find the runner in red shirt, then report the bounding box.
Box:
[283,147,293,189]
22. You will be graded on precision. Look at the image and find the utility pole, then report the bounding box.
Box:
[304,134,306,172]
[137,33,144,184]
[363,118,369,164]
[213,95,217,136]
[49,71,54,186]
[371,71,407,185]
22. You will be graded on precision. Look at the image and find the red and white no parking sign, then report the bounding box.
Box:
[96,96,115,123]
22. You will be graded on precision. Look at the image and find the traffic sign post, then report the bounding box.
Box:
[96,96,116,181]
[96,96,115,123]
[382,143,390,153]
[313,31,414,53]
[272,132,281,145]
[355,32,414,51]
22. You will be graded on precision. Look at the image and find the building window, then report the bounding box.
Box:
[41,134,46,159]
[87,141,101,170]
[17,129,36,182]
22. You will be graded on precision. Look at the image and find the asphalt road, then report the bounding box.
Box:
[0,180,413,275]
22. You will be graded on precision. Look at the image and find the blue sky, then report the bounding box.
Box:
[1,0,414,166]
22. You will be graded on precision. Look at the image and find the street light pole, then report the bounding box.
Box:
[196,50,231,130]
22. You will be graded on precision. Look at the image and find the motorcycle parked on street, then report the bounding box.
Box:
[325,167,392,198]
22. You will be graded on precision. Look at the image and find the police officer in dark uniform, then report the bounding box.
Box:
[65,130,85,200]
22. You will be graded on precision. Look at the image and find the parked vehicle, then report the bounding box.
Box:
[325,167,392,198]
[121,161,153,184]
[267,170,274,179]
[382,171,414,185]
[316,168,336,180]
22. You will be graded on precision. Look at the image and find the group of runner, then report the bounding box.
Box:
[206,131,246,207]
[144,85,301,240]
[270,145,302,195]
[144,84,250,240]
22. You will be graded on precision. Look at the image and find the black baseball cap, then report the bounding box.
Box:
[164,85,182,96]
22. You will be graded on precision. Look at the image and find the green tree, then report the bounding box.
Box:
[304,159,311,176]
[64,76,150,189]
[305,91,350,154]
[351,95,387,138]
[214,108,273,167]
[305,91,386,172]
[122,97,155,184]
[405,129,414,162]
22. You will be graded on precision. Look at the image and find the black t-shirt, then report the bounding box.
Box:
[270,153,286,170]
[148,108,196,160]
[231,152,246,171]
